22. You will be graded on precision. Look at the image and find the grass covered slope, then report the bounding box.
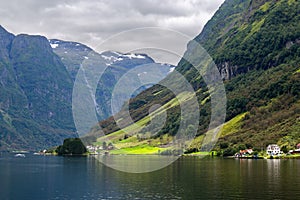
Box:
[206,64,300,154]
[89,0,300,155]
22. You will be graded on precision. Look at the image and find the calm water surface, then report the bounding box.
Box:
[0,153,300,200]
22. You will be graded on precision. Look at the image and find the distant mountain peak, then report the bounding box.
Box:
[0,25,8,33]
[122,53,147,59]
[0,25,15,41]
[101,51,149,60]
[49,39,93,52]
[0,25,15,57]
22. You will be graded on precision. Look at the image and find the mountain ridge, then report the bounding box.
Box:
[49,39,174,120]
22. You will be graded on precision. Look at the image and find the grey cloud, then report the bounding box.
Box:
[0,0,224,64]
[130,0,223,16]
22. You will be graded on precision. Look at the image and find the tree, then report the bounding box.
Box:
[186,125,196,137]
[238,144,246,150]
[223,147,237,157]
[281,146,288,154]
[56,138,87,155]
[220,142,229,149]
[102,141,107,150]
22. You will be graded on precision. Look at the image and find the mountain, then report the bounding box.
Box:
[0,27,173,151]
[0,26,76,151]
[49,39,174,120]
[89,0,300,155]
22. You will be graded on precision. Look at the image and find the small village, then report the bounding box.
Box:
[85,143,300,159]
[234,143,300,159]
[86,142,114,155]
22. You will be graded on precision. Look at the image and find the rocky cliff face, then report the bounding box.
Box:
[10,35,74,124]
[218,62,238,80]
[186,0,296,81]
[0,27,76,151]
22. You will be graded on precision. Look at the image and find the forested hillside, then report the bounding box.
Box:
[90,0,300,155]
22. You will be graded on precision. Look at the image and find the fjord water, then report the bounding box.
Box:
[1,154,300,200]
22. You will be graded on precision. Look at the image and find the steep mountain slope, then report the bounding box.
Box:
[50,39,174,120]
[90,0,300,154]
[0,26,76,151]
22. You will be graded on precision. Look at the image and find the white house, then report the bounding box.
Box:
[86,145,101,154]
[266,144,281,156]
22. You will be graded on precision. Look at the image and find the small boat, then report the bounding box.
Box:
[15,154,26,158]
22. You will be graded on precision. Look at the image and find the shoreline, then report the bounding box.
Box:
[3,150,300,159]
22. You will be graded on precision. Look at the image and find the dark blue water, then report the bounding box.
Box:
[1,153,300,200]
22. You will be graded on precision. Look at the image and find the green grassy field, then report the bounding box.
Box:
[109,144,165,155]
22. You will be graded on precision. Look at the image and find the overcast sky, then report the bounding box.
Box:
[0,0,225,65]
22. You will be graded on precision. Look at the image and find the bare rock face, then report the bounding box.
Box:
[218,62,238,80]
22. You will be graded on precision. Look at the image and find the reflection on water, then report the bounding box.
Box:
[267,159,281,193]
[0,154,300,200]
[97,155,179,173]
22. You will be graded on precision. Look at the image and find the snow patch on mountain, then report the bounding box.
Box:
[169,67,175,73]
[50,43,59,49]
[123,53,146,59]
